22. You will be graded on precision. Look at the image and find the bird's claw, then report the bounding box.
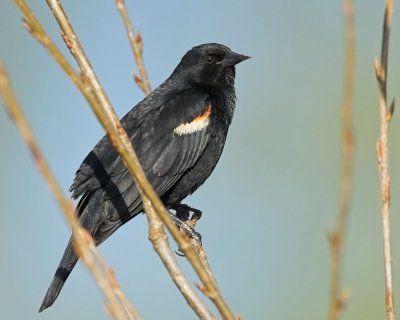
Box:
[167,204,203,256]
[174,249,186,257]
[174,228,202,257]
[168,211,203,243]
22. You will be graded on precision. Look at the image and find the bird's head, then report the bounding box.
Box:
[174,43,250,88]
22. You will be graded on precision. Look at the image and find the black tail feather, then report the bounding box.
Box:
[38,239,78,312]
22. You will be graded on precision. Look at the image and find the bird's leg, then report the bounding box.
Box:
[168,204,203,252]
[175,203,202,225]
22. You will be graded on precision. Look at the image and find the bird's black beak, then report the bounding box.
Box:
[222,51,251,67]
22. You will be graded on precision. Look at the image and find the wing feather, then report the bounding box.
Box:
[70,88,213,224]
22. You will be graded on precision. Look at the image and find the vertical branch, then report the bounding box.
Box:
[374,1,395,320]
[115,0,152,95]
[115,2,221,317]
[143,198,216,320]
[0,63,140,320]
[327,1,356,319]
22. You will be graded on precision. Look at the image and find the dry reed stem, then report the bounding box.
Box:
[115,2,220,314]
[16,0,234,318]
[115,2,216,315]
[0,62,140,320]
[115,0,152,95]
[374,1,395,319]
[143,198,216,319]
[184,219,219,291]
[327,1,355,319]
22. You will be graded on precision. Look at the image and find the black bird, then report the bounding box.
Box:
[39,43,249,312]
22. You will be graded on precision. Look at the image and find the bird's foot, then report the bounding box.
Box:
[167,211,202,244]
[168,204,203,255]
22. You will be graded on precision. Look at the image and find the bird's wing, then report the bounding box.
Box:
[69,137,124,200]
[104,89,213,199]
[70,88,213,222]
[99,88,214,223]
[137,89,213,176]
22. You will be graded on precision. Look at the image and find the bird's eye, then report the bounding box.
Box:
[205,55,216,64]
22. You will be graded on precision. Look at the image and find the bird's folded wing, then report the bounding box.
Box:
[71,88,213,219]
[105,89,213,198]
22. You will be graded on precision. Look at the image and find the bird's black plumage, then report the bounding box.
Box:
[39,43,249,312]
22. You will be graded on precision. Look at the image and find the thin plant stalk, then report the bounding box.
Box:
[374,1,395,319]
[327,0,356,319]
[115,0,152,95]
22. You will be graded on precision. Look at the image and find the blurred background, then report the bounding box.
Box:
[1,1,400,319]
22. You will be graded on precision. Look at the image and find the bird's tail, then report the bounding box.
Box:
[38,238,78,312]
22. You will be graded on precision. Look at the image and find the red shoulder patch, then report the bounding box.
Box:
[174,104,212,136]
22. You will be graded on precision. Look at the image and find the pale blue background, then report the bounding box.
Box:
[1,1,400,319]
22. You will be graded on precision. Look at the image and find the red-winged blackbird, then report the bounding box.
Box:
[39,43,249,312]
